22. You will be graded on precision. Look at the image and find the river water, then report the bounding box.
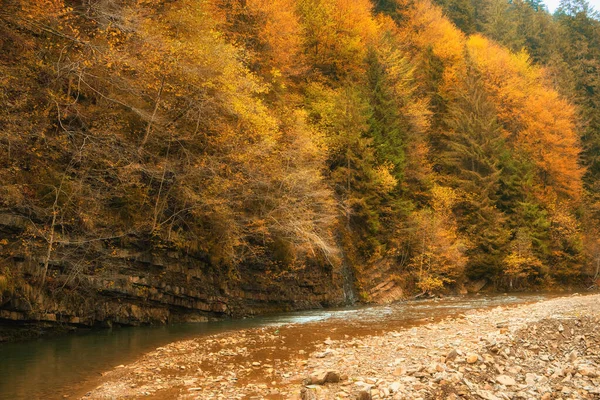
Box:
[0,292,564,399]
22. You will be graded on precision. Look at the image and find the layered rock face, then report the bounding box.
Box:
[360,259,405,304]
[0,214,347,335]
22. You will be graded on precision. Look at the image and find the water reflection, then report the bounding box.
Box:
[0,319,265,400]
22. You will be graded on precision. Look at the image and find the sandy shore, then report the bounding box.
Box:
[82,293,600,399]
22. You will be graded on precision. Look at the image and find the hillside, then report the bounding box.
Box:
[0,0,599,331]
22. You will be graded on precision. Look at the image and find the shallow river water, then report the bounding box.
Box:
[0,292,565,399]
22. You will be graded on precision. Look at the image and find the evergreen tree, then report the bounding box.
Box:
[440,66,511,281]
[366,48,407,182]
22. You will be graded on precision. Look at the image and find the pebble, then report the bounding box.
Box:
[496,374,516,386]
[466,353,479,364]
[568,350,578,362]
[578,366,598,377]
[356,389,371,400]
[445,349,458,362]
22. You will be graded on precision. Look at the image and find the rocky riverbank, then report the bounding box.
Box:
[82,294,600,400]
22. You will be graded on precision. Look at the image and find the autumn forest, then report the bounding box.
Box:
[1,0,600,324]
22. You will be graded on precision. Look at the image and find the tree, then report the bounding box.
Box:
[296,0,378,80]
[503,229,545,288]
[408,185,467,294]
[466,35,584,203]
[440,65,511,281]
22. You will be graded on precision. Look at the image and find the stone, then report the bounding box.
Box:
[389,382,402,393]
[356,390,372,400]
[586,386,600,395]
[578,366,598,378]
[427,362,444,374]
[325,371,341,383]
[476,390,501,400]
[313,350,333,359]
[507,366,521,374]
[466,354,479,364]
[446,349,458,363]
[568,350,578,363]
[300,387,318,400]
[466,279,487,293]
[305,370,341,385]
[496,375,516,386]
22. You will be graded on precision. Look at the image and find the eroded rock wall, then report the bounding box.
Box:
[0,214,347,336]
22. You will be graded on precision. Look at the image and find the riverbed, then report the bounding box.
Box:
[87,292,600,399]
[0,293,572,399]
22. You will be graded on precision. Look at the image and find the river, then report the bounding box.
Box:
[0,292,565,399]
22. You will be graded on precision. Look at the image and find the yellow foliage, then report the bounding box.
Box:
[502,228,546,287]
[466,35,584,202]
[408,185,467,293]
[297,0,379,78]
[431,185,458,214]
[239,0,306,78]
[416,275,447,293]
[399,0,465,61]
[373,163,398,193]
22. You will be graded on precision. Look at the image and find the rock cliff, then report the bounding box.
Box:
[0,213,348,338]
